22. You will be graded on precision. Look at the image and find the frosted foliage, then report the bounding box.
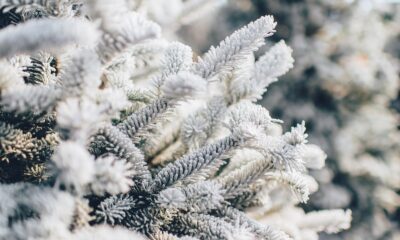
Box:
[161,71,206,100]
[0,60,24,90]
[283,121,308,146]
[52,141,95,193]
[74,225,147,240]
[191,1,398,239]
[0,18,99,58]
[226,101,275,132]
[335,104,400,189]
[265,171,311,203]
[131,0,226,30]
[56,97,103,142]
[91,155,135,195]
[59,49,102,94]
[194,15,276,79]
[0,1,350,240]
[227,40,294,103]
[299,144,326,170]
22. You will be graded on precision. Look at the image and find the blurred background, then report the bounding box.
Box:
[172,1,400,239]
[93,0,400,239]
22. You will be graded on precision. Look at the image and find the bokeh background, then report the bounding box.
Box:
[173,1,400,239]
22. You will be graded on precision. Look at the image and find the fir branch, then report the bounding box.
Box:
[254,40,294,84]
[0,0,77,17]
[91,154,135,195]
[224,41,294,103]
[117,72,205,141]
[250,134,306,172]
[194,15,276,79]
[181,97,227,150]
[172,213,254,240]
[0,2,353,239]
[0,59,24,92]
[225,101,278,133]
[151,134,243,192]
[217,157,273,201]
[95,194,136,226]
[23,54,57,85]
[157,181,225,213]
[59,49,102,96]
[263,171,311,203]
[181,158,225,185]
[160,72,206,100]
[154,42,193,95]
[1,84,62,115]
[0,122,43,162]
[180,181,225,213]
[117,98,170,139]
[97,12,161,63]
[0,18,99,58]
[297,209,352,234]
[92,125,151,186]
[52,141,95,193]
[217,205,291,240]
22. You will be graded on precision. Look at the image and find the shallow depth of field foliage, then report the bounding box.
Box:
[0,1,354,240]
[179,1,400,240]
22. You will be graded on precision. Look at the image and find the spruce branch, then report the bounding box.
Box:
[23,54,57,85]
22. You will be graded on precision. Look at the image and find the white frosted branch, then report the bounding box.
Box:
[194,15,276,79]
[0,18,99,58]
